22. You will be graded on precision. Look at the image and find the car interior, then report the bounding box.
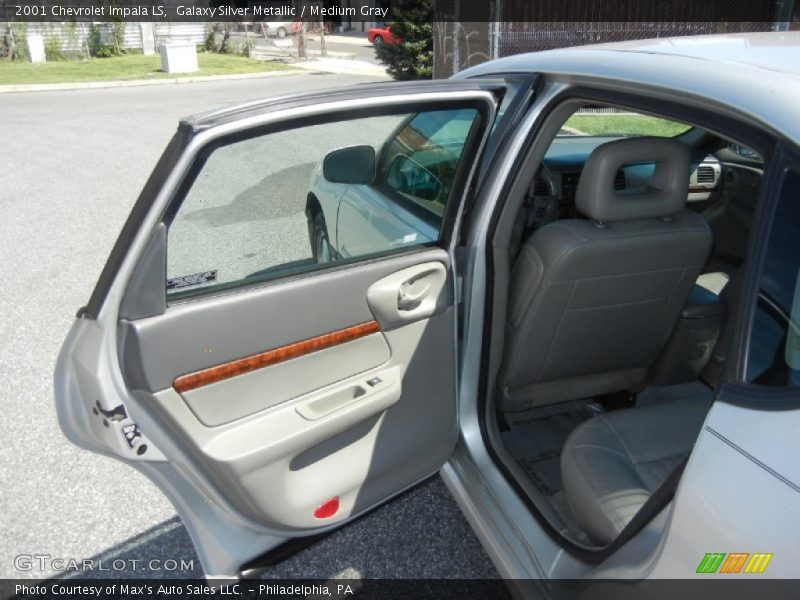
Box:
[485,100,765,549]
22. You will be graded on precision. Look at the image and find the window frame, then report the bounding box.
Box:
[738,147,800,392]
[161,99,496,305]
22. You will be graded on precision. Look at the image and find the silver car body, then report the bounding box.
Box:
[309,161,439,258]
[448,31,800,583]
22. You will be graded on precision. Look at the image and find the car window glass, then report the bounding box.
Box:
[746,169,800,387]
[494,81,522,122]
[166,108,480,300]
[561,109,691,137]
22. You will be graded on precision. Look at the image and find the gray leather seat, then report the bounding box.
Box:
[561,394,712,545]
[498,137,712,411]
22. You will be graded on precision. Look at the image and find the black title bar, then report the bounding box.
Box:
[0,0,792,23]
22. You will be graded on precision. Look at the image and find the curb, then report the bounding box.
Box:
[306,35,372,47]
[0,68,304,94]
[291,59,389,78]
[306,50,356,59]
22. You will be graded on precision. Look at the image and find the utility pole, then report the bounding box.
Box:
[491,0,502,60]
[773,0,794,30]
[298,21,306,59]
[452,0,460,76]
[319,14,326,57]
[80,22,90,58]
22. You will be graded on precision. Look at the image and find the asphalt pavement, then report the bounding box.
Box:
[308,34,381,64]
[272,30,382,63]
[0,73,498,580]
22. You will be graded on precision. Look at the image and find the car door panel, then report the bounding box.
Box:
[175,327,391,427]
[118,248,456,530]
[702,159,763,268]
[118,249,446,394]
[55,80,519,577]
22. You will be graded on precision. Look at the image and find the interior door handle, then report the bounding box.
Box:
[397,280,430,311]
[367,261,447,329]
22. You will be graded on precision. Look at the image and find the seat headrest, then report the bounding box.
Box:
[575,137,690,223]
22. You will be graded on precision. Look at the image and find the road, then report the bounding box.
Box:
[0,73,498,581]
[300,31,381,64]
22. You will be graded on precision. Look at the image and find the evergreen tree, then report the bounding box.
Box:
[375,0,433,80]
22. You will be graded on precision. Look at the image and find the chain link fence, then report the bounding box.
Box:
[498,21,773,58]
[433,0,789,77]
[433,21,491,78]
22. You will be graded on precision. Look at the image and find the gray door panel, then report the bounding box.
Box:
[139,310,456,530]
[180,333,390,427]
[117,249,457,531]
[119,249,450,393]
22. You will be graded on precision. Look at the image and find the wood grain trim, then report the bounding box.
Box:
[173,321,381,394]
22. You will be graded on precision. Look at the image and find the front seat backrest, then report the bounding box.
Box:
[498,137,712,411]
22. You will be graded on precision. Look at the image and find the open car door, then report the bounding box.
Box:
[54,80,527,579]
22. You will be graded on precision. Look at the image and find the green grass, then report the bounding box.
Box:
[0,52,295,85]
[563,114,691,137]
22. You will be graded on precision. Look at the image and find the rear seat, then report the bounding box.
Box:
[560,391,713,545]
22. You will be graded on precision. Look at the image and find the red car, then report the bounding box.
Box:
[367,25,401,46]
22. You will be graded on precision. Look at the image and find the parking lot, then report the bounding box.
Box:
[0,73,497,580]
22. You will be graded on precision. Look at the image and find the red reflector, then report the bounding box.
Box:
[313,496,339,519]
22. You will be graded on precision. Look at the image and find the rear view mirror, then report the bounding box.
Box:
[323,145,376,185]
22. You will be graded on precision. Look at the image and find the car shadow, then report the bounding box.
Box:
[182,163,316,227]
[55,516,203,580]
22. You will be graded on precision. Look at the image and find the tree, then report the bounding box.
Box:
[375,0,433,80]
[1,22,28,61]
[1,24,14,60]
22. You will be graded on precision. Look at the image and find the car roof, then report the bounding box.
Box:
[589,31,800,75]
[458,32,800,143]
